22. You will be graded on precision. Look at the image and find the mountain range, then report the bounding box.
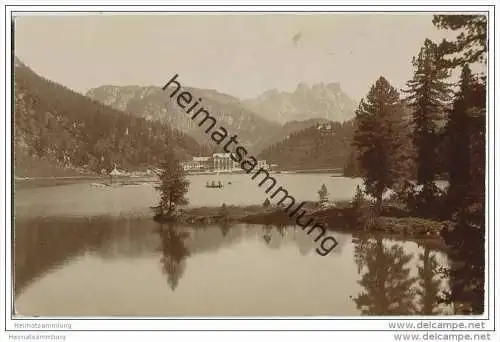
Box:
[86,81,357,153]
[14,55,359,176]
[86,85,281,153]
[243,82,357,124]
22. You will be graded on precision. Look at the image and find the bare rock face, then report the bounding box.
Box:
[243,82,357,124]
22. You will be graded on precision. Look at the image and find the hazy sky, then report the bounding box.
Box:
[14,13,458,101]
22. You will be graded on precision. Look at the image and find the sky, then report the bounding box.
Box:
[14,13,459,102]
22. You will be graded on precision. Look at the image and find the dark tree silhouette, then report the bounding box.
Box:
[405,39,451,211]
[433,14,487,315]
[155,150,190,219]
[433,15,487,67]
[353,77,409,213]
[446,65,485,215]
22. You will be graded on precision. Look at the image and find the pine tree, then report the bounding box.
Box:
[441,67,486,314]
[155,149,190,219]
[433,15,487,314]
[351,185,371,230]
[446,65,474,212]
[318,184,329,205]
[405,39,451,207]
[343,150,360,177]
[353,77,408,213]
[352,185,365,209]
[220,202,229,218]
[433,15,487,67]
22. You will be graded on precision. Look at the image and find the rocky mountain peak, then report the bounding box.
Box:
[243,81,357,124]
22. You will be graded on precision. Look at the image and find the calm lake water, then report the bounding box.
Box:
[13,174,452,316]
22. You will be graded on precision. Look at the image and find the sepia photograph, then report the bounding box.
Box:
[5,4,496,338]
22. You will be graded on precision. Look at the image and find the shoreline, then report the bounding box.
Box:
[14,169,347,180]
[153,204,448,249]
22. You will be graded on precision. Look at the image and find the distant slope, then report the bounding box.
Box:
[258,120,355,171]
[14,152,95,179]
[243,82,357,124]
[14,57,204,177]
[86,85,281,152]
[253,118,332,152]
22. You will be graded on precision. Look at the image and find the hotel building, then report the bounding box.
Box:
[182,154,269,173]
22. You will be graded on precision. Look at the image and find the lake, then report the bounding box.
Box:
[13,174,453,316]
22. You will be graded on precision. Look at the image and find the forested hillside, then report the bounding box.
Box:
[14,58,205,177]
[258,121,355,170]
[86,84,281,153]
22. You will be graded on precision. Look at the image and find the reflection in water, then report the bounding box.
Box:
[262,224,273,245]
[352,235,417,315]
[14,215,452,316]
[158,224,190,291]
[416,246,445,315]
[352,235,452,315]
[95,219,159,259]
[14,217,114,296]
[219,221,231,237]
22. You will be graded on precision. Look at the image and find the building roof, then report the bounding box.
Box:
[193,156,210,162]
[213,153,232,158]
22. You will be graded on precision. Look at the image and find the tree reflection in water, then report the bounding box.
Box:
[352,233,452,315]
[274,223,286,237]
[158,224,191,291]
[262,224,273,244]
[219,220,231,237]
[352,234,417,315]
[416,246,446,315]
